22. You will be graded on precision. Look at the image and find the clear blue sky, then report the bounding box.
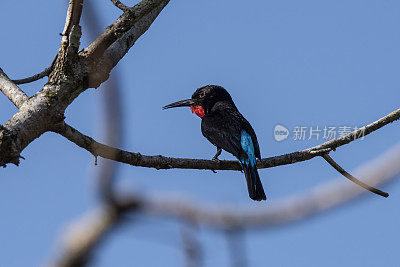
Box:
[1,1,399,266]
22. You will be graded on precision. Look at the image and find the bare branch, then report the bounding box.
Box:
[85,0,170,63]
[11,55,58,85]
[47,5,125,266]
[322,154,388,197]
[54,108,400,171]
[141,142,400,227]
[61,0,84,47]
[0,67,29,108]
[86,0,170,87]
[181,220,202,267]
[11,67,52,85]
[48,205,125,267]
[0,0,170,168]
[110,0,129,12]
[48,142,400,265]
[226,228,247,267]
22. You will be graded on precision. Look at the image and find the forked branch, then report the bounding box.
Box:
[110,0,129,11]
[85,0,170,62]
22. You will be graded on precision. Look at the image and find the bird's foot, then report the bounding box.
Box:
[211,155,220,162]
[211,148,221,173]
[212,148,222,162]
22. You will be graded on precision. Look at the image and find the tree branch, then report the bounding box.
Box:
[322,154,388,197]
[54,108,400,171]
[0,0,169,168]
[0,67,29,108]
[48,142,400,266]
[61,0,84,47]
[226,228,247,267]
[141,142,400,227]
[181,220,202,267]
[85,0,170,63]
[11,67,52,85]
[11,55,58,85]
[47,205,128,267]
[86,0,170,88]
[110,0,129,12]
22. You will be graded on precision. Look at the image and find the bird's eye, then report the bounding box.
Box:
[200,91,205,98]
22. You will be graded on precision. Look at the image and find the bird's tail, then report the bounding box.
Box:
[242,163,266,201]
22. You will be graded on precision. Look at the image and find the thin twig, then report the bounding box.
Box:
[11,55,58,85]
[322,154,389,197]
[110,0,129,11]
[54,108,400,171]
[11,67,52,85]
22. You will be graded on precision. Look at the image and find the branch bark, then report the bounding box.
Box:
[322,154,388,197]
[0,67,29,108]
[54,108,400,171]
[85,0,169,63]
[11,67,52,85]
[61,0,84,47]
[0,0,170,167]
[110,0,129,12]
[86,0,170,87]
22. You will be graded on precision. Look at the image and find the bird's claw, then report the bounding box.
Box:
[211,155,220,173]
[212,156,220,162]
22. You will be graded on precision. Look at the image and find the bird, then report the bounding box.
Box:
[163,85,266,201]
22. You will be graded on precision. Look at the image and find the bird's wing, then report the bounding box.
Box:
[219,103,261,160]
[240,119,261,160]
[201,110,247,159]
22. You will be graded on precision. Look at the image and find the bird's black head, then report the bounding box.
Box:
[163,85,235,118]
[191,85,234,112]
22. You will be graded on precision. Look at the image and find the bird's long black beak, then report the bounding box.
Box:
[162,99,195,110]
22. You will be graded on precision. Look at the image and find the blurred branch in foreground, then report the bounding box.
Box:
[226,228,247,267]
[83,0,124,203]
[181,220,202,267]
[48,142,400,266]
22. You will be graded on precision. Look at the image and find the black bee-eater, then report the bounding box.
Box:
[163,85,266,201]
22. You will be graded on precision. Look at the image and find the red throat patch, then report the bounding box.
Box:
[190,105,205,118]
